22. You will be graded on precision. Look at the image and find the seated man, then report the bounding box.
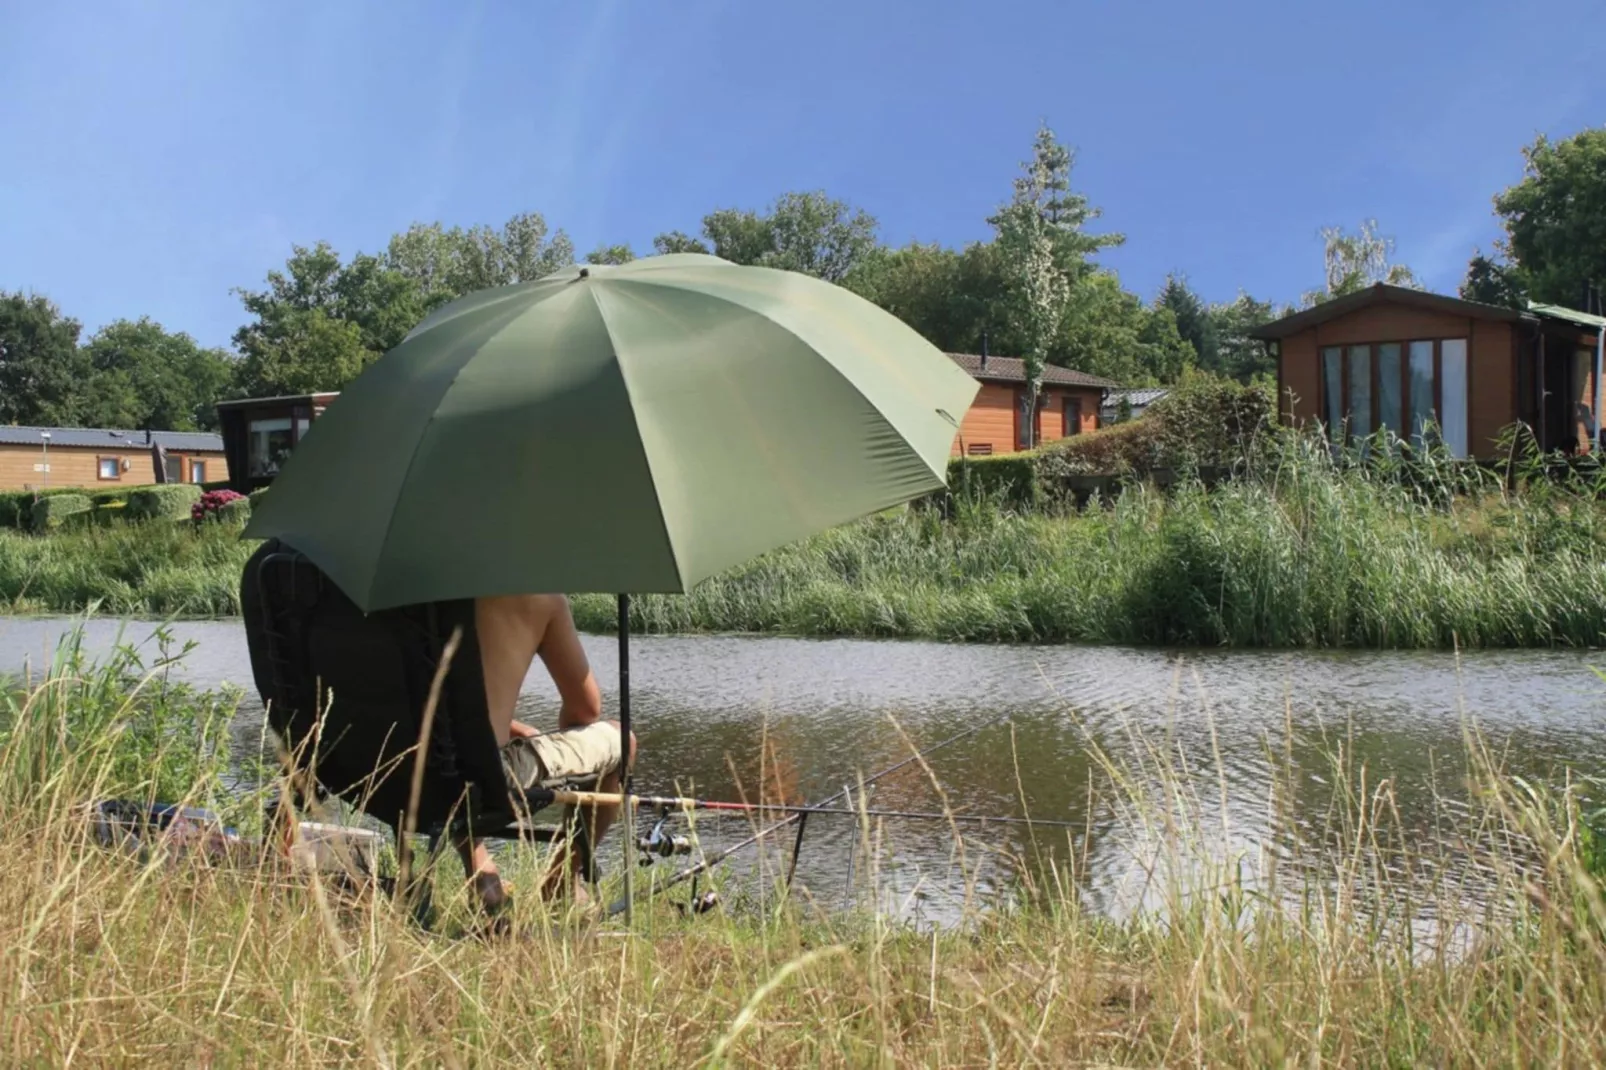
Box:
[459,592,636,912]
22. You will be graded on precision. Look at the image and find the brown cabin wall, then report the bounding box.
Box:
[1277,305,1520,459]
[0,445,229,492]
[1469,319,1513,456]
[950,382,1105,456]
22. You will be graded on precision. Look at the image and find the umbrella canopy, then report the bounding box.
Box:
[243,253,979,612]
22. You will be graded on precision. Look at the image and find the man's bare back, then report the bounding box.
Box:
[475,593,602,742]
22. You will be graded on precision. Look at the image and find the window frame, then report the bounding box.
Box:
[190,458,207,484]
[96,456,122,481]
[1318,337,1462,449]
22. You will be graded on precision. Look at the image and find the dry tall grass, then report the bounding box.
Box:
[3,633,1606,1066]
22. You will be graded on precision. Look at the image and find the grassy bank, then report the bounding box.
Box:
[3,434,1605,647]
[6,629,1606,1064]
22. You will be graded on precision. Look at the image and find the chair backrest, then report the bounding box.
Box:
[240,538,514,832]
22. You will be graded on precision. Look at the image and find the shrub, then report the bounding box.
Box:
[30,494,92,531]
[248,487,269,507]
[191,489,247,526]
[946,453,1040,510]
[127,484,202,522]
[1038,374,1277,482]
[0,494,29,531]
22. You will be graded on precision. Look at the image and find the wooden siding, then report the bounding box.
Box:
[949,383,1104,456]
[0,444,229,493]
[1469,319,1514,456]
[1277,304,1528,460]
[1280,330,1319,426]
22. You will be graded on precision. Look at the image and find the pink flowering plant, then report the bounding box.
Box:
[192,489,246,525]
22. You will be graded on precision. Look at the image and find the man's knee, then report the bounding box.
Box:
[604,719,638,769]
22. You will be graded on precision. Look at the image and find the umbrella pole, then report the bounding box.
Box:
[618,593,634,924]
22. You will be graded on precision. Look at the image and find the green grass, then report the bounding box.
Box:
[8,626,1606,1065]
[4,432,1606,648]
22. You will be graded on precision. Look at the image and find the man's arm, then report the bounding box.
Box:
[536,596,603,730]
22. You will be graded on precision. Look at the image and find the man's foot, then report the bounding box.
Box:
[470,869,509,916]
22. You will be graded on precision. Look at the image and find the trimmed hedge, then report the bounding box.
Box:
[0,488,106,531]
[127,484,203,522]
[218,497,252,525]
[945,453,1041,509]
[30,494,92,531]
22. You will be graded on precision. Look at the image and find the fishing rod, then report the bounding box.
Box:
[543,789,1077,830]
[604,709,1020,917]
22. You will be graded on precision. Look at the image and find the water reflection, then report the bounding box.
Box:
[3,615,1603,928]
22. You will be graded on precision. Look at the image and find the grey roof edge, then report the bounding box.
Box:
[0,425,225,450]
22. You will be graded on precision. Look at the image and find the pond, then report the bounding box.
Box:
[3,615,1603,928]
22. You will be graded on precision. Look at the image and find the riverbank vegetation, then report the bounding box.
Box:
[5,629,1606,1064]
[5,416,1603,649]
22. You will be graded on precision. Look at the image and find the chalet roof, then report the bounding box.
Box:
[946,353,1116,389]
[0,426,224,451]
[1248,284,1526,341]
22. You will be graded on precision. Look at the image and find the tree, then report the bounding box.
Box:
[1487,127,1606,308]
[585,244,636,266]
[1205,293,1279,382]
[1057,272,1189,385]
[1459,249,1527,308]
[989,124,1113,440]
[1300,220,1417,307]
[652,230,710,255]
[0,291,85,426]
[1155,274,1214,368]
[235,307,371,398]
[385,214,575,310]
[677,191,880,281]
[232,244,383,397]
[77,318,234,430]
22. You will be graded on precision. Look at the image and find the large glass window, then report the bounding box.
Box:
[1347,345,1372,439]
[190,459,207,484]
[1440,339,1468,458]
[1408,341,1435,445]
[248,417,294,477]
[1376,343,1402,435]
[1321,347,1343,442]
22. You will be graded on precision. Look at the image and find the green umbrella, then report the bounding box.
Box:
[244,253,978,610]
[243,252,979,917]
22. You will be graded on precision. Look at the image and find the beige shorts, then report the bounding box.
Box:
[500,722,623,790]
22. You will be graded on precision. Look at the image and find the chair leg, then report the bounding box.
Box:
[566,805,599,889]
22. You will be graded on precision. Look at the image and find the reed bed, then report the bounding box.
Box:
[3,431,1605,648]
[3,628,1606,1065]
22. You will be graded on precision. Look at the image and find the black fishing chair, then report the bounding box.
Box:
[239,537,598,927]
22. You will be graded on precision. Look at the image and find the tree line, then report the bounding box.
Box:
[2,125,1601,434]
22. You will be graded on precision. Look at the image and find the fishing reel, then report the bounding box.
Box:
[636,807,693,866]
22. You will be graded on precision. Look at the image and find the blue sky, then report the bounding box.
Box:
[2,0,1601,350]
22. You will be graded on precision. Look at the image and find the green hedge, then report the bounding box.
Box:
[127,484,202,522]
[0,488,100,530]
[30,494,92,531]
[945,453,1041,509]
[218,497,252,525]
